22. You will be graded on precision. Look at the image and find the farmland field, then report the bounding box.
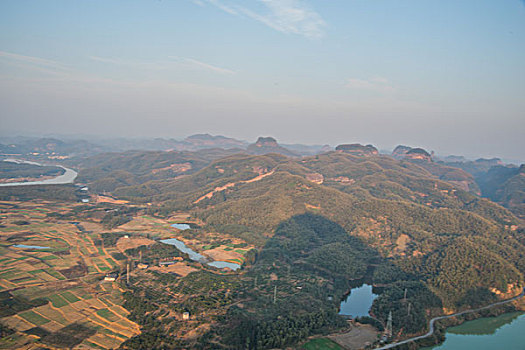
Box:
[0,200,141,349]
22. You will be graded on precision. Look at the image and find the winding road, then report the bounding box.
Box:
[375,289,525,349]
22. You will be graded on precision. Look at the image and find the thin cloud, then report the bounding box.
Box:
[208,0,239,15]
[0,51,72,72]
[345,76,395,93]
[193,0,326,39]
[89,56,130,65]
[90,55,235,74]
[170,56,236,74]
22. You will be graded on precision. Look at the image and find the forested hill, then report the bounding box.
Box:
[72,148,524,348]
[440,159,525,218]
[104,151,524,306]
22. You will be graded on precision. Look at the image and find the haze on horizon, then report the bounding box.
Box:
[1,0,524,162]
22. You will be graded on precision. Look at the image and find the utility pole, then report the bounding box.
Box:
[273,285,277,304]
[386,311,393,338]
[407,303,411,317]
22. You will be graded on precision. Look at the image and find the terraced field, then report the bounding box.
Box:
[0,201,140,349]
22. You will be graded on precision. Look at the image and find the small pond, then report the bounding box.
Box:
[160,238,240,271]
[12,244,50,249]
[171,223,191,230]
[339,284,379,318]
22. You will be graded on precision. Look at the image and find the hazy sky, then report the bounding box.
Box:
[1,0,524,161]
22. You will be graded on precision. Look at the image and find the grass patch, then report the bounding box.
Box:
[40,323,96,348]
[95,308,118,322]
[60,291,80,303]
[38,255,59,261]
[97,265,111,272]
[46,294,69,308]
[19,310,50,326]
[106,258,117,267]
[302,338,344,350]
[43,269,65,280]
[24,326,50,338]
[83,340,105,349]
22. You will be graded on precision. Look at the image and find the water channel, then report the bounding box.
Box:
[12,244,50,249]
[162,224,241,270]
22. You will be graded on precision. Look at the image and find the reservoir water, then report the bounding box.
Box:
[160,238,240,271]
[424,312,525,350]
[339,284,378,318]
[0,159,77,187]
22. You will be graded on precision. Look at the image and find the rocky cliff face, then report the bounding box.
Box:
[246,137,299,157]
[392,145,413,159]
[405,148,432,162]
[335,143,378,156]
[184,134,247,149]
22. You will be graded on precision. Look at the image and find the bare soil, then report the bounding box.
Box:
[329,322,379,350]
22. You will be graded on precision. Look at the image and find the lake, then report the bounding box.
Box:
[160,238,241,271]
[424,312,525,350]
[0,159,78,187]
[339,284,379,318]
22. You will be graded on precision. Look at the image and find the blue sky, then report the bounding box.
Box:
[1,0,524,161]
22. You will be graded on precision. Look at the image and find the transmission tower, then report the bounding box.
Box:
[273,285,277,304]
[386,311,393,338]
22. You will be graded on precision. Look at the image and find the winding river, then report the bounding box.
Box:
[0,159,77,187]
[161,224,241,270]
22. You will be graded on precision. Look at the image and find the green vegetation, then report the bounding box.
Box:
[40,323,96,348]
[125,242,186,264]
[0,184,78,201]
[301,338,343,350]
[19,310,50,326]
[0,161,64,180]
[60,291,81,303]
[46,294,69,308]
[0,291,47,317]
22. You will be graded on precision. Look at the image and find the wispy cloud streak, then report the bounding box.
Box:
[0,51,72,73]
[89,55,236,75]
[175,57,236,74]
[193,0,326,39]
[345,76,395,93]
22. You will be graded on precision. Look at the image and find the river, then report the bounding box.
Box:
[0,159,77,187]
[423,312,525,350]
[160,236,241,271]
